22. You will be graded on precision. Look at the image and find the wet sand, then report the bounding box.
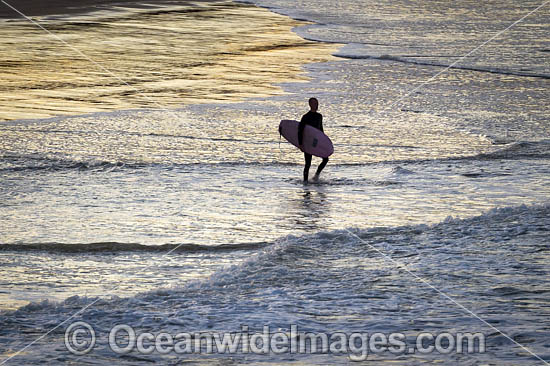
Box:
[0,0,192,18]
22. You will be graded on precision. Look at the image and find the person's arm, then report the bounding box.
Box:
[298,116,306,146]
[319,114,323,133]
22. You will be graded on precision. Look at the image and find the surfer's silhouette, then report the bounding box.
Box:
[298,97,328,183]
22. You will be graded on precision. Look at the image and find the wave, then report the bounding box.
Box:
[235,1,549,81]
[476,140,550,160]
[2,125,274,145]
[0,154,297,173]
[335,139,550,168]
[0,155,146,173]
[0,241,267,254]
[335,48,550,80]
[2,140,549,175]
[2,201,548,366]
[115,202,550,303]
[6,202,550,315]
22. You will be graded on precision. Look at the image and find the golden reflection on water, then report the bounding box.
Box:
[0,2,339,121]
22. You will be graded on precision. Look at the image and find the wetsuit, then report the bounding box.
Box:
[298,111,329,182]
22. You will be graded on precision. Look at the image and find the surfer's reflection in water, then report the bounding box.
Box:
[295,189,329,230]
[298,98,329,183]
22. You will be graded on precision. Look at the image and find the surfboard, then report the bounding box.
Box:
[279,120,334,158]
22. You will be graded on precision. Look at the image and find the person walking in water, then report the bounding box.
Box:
[298,97,329,183]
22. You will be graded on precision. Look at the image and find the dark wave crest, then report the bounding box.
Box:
[1,140,548,174]
[335,52,550,80]
[0,241,268,254]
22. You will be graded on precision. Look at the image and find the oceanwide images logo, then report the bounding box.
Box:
[65,322,485,361]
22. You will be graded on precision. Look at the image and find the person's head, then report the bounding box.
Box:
[308,97,319,112]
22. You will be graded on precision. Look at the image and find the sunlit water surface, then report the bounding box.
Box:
[1,0,549,364]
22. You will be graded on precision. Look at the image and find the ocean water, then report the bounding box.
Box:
[1,0,549,364]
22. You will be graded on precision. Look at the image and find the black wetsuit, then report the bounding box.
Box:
[298,111,329,182]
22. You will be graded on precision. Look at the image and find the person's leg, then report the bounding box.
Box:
[314,157,329,179]
[303,153,312,182]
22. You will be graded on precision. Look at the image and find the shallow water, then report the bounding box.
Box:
[1,0,549,364]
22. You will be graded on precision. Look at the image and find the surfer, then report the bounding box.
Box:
[299,97,329,183]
